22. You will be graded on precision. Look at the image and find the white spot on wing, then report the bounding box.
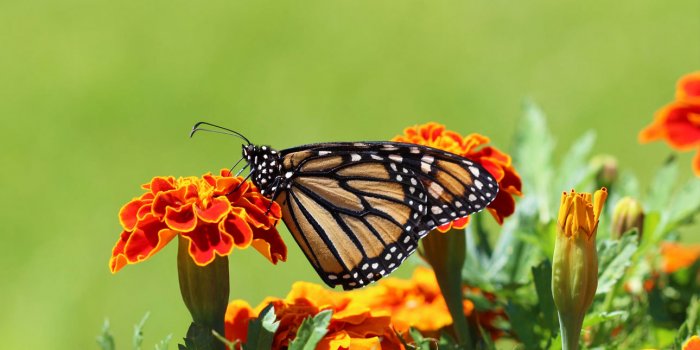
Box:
[469,166,480,177]
[389,154,403,163]
[319,151,331,156]
[350,154,361,162]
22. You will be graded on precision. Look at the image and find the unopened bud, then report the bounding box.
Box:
[591,155,618,189]
[552,188,607,350]
[611,197,644,240]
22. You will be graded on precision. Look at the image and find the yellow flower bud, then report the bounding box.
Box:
[611,197,645,240]
[552,188,607,350]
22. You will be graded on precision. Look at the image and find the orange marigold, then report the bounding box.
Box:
[348,267,505,339]
[660,242,700,274]
[684,336,700,350]
[225,282,404,350]
[110,169,286,273]
[639,71,700,176]
[392,122,522,230]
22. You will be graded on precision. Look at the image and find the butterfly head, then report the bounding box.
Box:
[243,144,282,196]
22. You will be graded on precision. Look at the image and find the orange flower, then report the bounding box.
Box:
[684,336,700,350]
[660,242,700,274]
[347,266,455,333]
[225,282,403,350]
[225,268,505,349]
[392,122,522,230]
[347,267,505,340]
[639,71,700,176]
[110,169,286,273]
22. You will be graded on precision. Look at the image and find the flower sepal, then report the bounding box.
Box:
[178,236,229,350]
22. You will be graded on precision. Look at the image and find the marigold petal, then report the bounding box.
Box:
[238,195,281,229]
[195,196,232,223]
[638,117,667,143]
[119,199,150,231]
[693,148,700,177]
[677,71,700,104]
[251,225,287,264]
[487,189,517,225]
[182,222,234,266]
[109,230,131,273]
[164,202,198,232]
[683,335,700,350]
[149,176,176,194]
[113,214,177,270]
[222,209,254,248]
[660,103,700,150]
[152,186,188,219]
[225,300,256,346]
[661,242,700,273]
[319,332,382,350]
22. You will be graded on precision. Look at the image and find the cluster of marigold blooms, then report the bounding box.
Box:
[110,100,700,349]
[225,267,504,349]
[110,122,521,349]
[639,71,700,177]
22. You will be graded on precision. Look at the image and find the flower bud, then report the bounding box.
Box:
[591,155,618,189]
[552,188,607,350]
[611,197,644,240]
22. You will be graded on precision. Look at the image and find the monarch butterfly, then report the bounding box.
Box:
[191,122,499,290]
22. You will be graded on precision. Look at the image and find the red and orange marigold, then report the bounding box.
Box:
[392,122,522,231]
[639,71,700,176]
[225,282,404,350]
[110,170,286,273]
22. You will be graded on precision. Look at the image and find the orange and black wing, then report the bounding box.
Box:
[276,142,498,290]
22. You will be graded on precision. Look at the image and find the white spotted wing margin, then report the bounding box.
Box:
[275,142,499,290]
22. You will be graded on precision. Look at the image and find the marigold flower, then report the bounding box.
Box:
[224,282,403,350]
[639,71,700,176]
[110,170,286,273]
[660,242,700,274]
[552,188,607,350]
[392,122,522,230]
[684,335,700,350]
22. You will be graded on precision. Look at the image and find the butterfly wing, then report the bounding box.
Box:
[276,142,498,290]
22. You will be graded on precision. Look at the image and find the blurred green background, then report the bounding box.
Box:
[1,0,699,348]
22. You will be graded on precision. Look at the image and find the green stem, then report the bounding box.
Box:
[558,313,582,350]
[422,230,473,349]
[177,236,229,350]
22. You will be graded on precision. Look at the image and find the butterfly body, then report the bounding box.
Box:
[241,141,499,290]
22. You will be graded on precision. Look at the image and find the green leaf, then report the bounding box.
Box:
[96,319,116,350]
[532,260,558,335]
[582,311,627,328]
[243,304,279,350]
[512,100,555,223]
[288,309,332,350]
[155,334,173,350]
[596,233,639,295]
[505,302,538,349]
[666,178,700,231]
[134,312,150,350]
[645,156,678,214]
[674,296,700,349]
[409,328,437,350]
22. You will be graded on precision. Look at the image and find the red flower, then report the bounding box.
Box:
[639,71,700,176]
[110,170,286,273]
[392,122,522,230]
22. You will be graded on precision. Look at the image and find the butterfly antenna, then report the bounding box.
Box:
[228,157,246,175]
[234,162,250,177]
[190,122,252,145]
